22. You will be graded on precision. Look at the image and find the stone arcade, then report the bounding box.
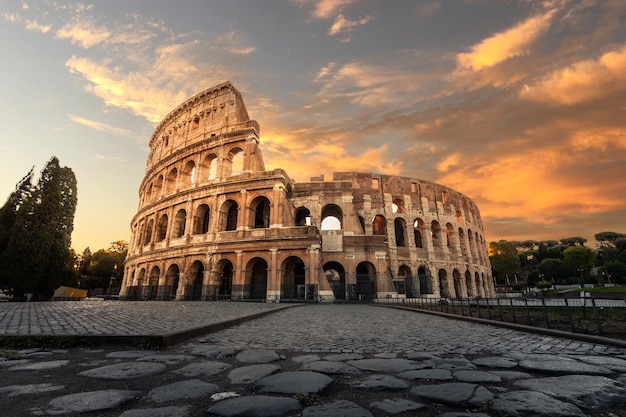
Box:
[119,82,494,302]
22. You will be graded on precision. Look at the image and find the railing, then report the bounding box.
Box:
[378,296,626,340]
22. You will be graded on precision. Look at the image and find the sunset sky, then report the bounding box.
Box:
[1,0,625,253]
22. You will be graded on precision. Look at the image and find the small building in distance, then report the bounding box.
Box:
[119,82,494,302]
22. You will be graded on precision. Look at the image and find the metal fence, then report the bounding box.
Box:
[377,296,626,339]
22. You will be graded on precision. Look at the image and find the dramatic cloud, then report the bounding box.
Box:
[294,0,357,19]
[56,18,111,48]
[328,13,373,41]
[25,19,51,33]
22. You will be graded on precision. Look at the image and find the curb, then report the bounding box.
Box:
[377,304,626,349]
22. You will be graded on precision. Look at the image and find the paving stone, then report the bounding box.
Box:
[300,360,361,375]
[8,360,69,371]
[347,358,420,372]
[207,395,301,417]
[78,361,166,380]
[369,398,425,414]
[292,354,321,363]
[106,350,158,359]
[0,359,30,367]
[228,364,281,384]
[405,352,441,361]
[349,375,409,390]
[453,370,502,383]
[492,390,585,417]
[518,356,612,375]
[439,413,491,417]
[373,352,398,358]
[514,374,626,408]
[211,392,241,401]
[490,370,533,380]
[119,405,191,417]
[137,354,192,364]
[47,389,139,415]
[0,383,66,396]
[255,371,333,394]
[471,356,517,368]
[148,379,219,403]
[174,360,231,377]
[24,351,54,358]
[398,369,453,381]
[323,353,363,362]
[187,344,237,358]
[423,357,476,371]
[574,355,626,372]
[302,400,373,417]
[410,382,493,405]
[235,349,280,364]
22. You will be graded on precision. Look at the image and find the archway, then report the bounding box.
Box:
[216,259,233,300]
[321,204,343,230]
[146,266,160,300]
[394,218,406,247]
[396,265,412,296]
[193,204,210,234]
[220,200,239,231]
[250,196,271,229]
[247,258,268,300]
[156,214,168,241]
[295,207,311,226]
[453,269,462,299]
[187,260,204,300]
[373,215,387,236]
[413,218,424,248]
[173,209,186,238]
[282,256,306,300]
[418,267,433,295]
[164,264,180,300]
[465,270,473,297]
[355,262,376,301]
[323,261,346,300]
[439,269,450,298]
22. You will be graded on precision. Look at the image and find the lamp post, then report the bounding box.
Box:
[108,264,118,297]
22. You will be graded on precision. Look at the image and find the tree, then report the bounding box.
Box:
[538,258,572,284]
[559,237,587,247]
[488,240,521,284]
[563,245,597,282]
[0,168,34,257]
[595,232,626,247]
[0,157,77,300]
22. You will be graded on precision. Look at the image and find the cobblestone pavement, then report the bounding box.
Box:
[2,303,626,417]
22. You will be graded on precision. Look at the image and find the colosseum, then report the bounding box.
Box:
[119,82,495,302]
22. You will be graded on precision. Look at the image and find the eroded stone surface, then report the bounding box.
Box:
[78,361,166,380]
[300,360,361,374]
[228,364,281,384]
[47,389,139,415]
[0,383,65,397]
[207,395,301,417]
[349,375,409,390]
[471,356,517,368]
[147,379,218,403]
[255,371,332,394]
[398,368,453,381]
[347,358,420,372]
[369,398,425,414]
[173,361,231,377]
[119,405,191,417]
[235,349,280,364]
[453,370,501,383]
[492,390,585,417]
[9,360,69,371]
[302,400,373,417]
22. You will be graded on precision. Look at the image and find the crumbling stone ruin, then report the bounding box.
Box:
[120,82,494,302]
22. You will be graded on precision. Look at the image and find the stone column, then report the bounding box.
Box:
[267,248,280,302]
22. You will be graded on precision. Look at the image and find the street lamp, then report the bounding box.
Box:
[108,264,118,297]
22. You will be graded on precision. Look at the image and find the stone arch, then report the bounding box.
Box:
[202,153,218,180]
[431,221,442,247]
[156,214,168,241]
[465,270,473,297]
[413,218,424,248]
[357,215,366,233]
[193,204,210,234]
[475,272,482,297]
[438,269,450,298]
[227,147,244,176]
[321,204,343,230]
[153,174,163,199]
[219,200,239,231]
[215,259,234,300]
[182,160,195,187]
[165,167,178,193]
[187,260,204,301]
[392,198,404,213]
[164,264,180,300]
[453,269,462,299]
[373,214,387,236]
[281,256,306,300]
[458,228,467,257]
[146,266,160,300]
[250,196,271,229]
[397,265,412,296]
[295,207,311,226]
[324,261,346,300]
[144,219,154,245]
[418,266,433,295]
[355,261,376,301]
[246,257,268,300]
[446,223,454,248]
[394,217,407,247]
[173,209,187,238]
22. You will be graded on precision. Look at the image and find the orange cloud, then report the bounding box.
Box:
[56,19,111,48]
[520,44,626,105]
[456,10,555,70]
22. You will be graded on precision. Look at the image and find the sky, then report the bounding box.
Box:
[1,0,625,253]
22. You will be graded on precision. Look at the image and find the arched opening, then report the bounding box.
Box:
[164,264,180,300]
[475,272,482,297]
[372,215,387,236]
[357,215,366,233]
[355,262,376,301]
[193,204,210,234]
[227,147,244,176]
[173,209,186,238]
[453,269,462,299]
[418,267,433,294]
[247,258,268,300]
[396,265,412,296]
[295,207,311,226]
[182,160,195,187]
[392,198,404,213]
[446,223,454,248]
[431,221,441,247]
[321,204,343,230]
[250,196,271,229]
[144,219,154,245]
[166,168,178,193]
[438,269,450,298]
[219,200,239,231]
[153,175,163,199]
[413,218,424,248]
[465,270,473,297]
[394,218,406,247]
[187,260,204,301]
[156,214,168,241]
[216,259,233,300]
[282,256,306,300]
[459,228,467,257]
[202,154,218,180]
[323,261,346,300]
[146,266,160,301]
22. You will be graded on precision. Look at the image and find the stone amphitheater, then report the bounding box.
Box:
[119,82,494,303]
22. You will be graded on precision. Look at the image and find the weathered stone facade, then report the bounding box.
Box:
[120,82,494,302]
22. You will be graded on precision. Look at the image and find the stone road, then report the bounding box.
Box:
[1,302,626,417]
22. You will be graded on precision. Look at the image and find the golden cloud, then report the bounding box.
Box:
[56,19,111,48]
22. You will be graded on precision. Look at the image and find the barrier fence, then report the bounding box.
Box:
[378,296,626,340]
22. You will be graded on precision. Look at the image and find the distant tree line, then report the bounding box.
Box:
[489,231,626,288]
